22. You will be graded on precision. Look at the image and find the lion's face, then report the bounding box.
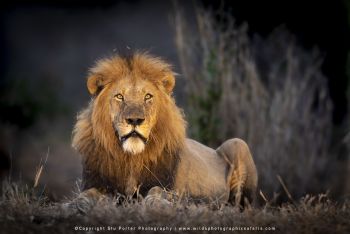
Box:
[84,54,181,156]
[109,78,158,154]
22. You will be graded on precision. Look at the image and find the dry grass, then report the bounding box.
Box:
[0,180,349,234]
[174,5,334,199]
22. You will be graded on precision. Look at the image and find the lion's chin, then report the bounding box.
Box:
[122,137,146,155]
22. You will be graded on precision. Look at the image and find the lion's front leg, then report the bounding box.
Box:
[216,138,258,208]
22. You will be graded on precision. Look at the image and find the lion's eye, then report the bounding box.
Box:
[114,94,124,101]
[144,93,153,101]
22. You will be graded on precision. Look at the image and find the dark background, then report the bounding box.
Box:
[0,0,349,198]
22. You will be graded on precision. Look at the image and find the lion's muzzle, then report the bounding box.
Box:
[113,104,152,155]
[125,117,145,126]
[120,130,148,144]
[118,127,149,155]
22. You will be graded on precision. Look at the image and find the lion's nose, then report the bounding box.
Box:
[126,118,145,126]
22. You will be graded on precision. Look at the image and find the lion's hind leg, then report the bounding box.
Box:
[216,138,258,208]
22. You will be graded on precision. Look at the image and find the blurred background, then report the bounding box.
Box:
[0,0,349,202]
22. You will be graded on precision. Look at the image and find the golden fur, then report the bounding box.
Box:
[72,52,257,206]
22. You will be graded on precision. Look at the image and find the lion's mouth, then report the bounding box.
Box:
[120,130,148,144]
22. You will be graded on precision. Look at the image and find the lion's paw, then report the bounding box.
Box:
[144,187,175,215]
[62,188,106,214]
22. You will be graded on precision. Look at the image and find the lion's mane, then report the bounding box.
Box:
[72,53,186,194]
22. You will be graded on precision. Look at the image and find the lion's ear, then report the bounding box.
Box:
[162,73,175,94]
[87,74,110,96]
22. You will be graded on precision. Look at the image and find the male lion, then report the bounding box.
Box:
[72,52,258,207]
